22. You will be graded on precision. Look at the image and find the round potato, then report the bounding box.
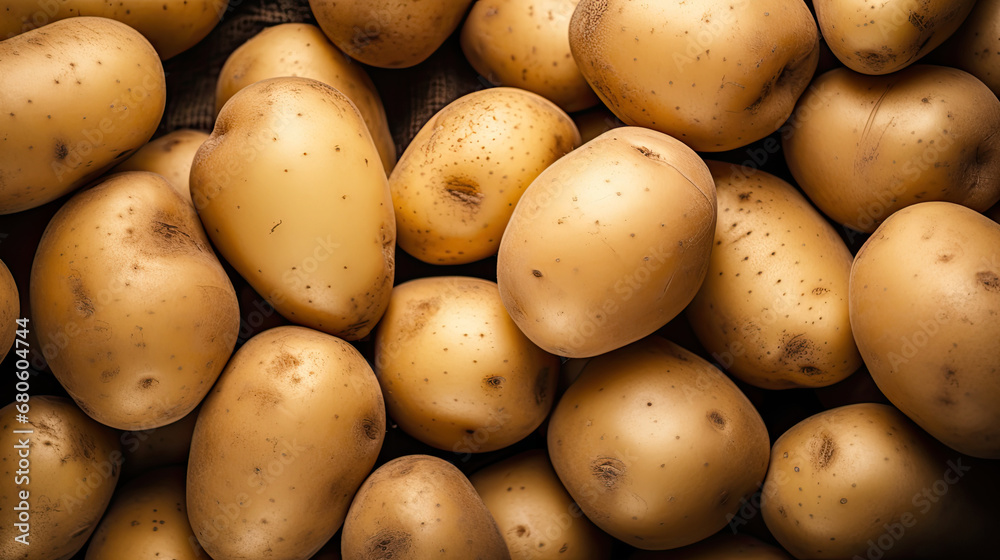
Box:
[342,455,511,559]
[0,396,122,560]
[0,259,18,363]
[113,129,209,203]
[547,336,770,550]
[850,202,1000,458]
[497,127,716,358]
[686,162,861,389]
[215,23,396,173]
[187,326,385,560]
[0,17,165,214]
[628,533,792,559]
[391,87,580,265]
[569,0,819,151]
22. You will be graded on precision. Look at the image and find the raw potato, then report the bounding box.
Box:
[391,87,580,265]
[215,23,396,173]
[783,65,1000,233]
[0,259,18,363]
[0,396,122,560]
[114,129,209,203]
[547,336,770,550]
[341,455,511,560]
[686,162,861,389]
[814,0,975,75]
[0,17,166,214]
[569,0,819,151]
[375,276,559,453]
[30,171,240,430]
[187,326,385,560]
[190,77,395,341]
[120,406,200,477]
[936,0,1000,96]
[85,466,206,559]
[309,0,474,68]
[470,449,612,559]
[0,0,229,59]
[497,127,716,358]
[850,202,1000,458]
[628,533,792,559]
[461,0,599,112]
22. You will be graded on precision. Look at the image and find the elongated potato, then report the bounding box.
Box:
[0,17,165,214]
[114,129,209,203]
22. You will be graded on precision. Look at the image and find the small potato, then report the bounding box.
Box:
[0,259,18,363]
[0,396,122,560]
[0,17,166,214]
[341,455,511,559]
[114,129,209,203]
[391,87,580,265]
[628,533,792,559]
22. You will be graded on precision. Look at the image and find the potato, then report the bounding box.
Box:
[0,396,122,560]
[569,0,819,151]
[190,77,395,341]
[497,127,716,358]
[309,0,474,68]
[628,533,792,559]
[686,162,861,389]
[30,171,239,430]
[120,406,199,478]
[0,17,165,214]
[813,0,975,75]
[783,65,1000,233]
[461,0,599,112]
[0,0,228,59]
[0,258,18,363]
[935,0,1000,97]
[391,87,580,265]
[341,455,511,559]
[470,449,612,559]
[215,24,396,173]
[187,326,385,560]
[849,202,1000,459]
[547,336,770,550]
[113,129,209,203]
[86,466,206,559]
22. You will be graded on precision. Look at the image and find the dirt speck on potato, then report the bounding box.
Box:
[364,529,412,560]
[591,456,626,488]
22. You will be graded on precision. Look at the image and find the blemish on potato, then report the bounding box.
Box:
[976,271,999,291]
[810,432,836,470]
[591,456,625,488]
[707,410,727,429]
[484,375,506,389]
[363,529,412,560]
[140,377,159,389]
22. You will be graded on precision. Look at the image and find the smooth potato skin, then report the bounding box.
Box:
[0,396,122,560]
[936,0,1000,97]
[849,202,1000,458]
[187,326,385,560]
[216,23,396,173]
[113,129,209,203]
[0,17,165,214]
[0,259,18,363]
[547,337,770,550]
[686,162,861,389]
[341,455,511,560]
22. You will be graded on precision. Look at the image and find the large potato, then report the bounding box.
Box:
[190,77,395,341]
[497,127,716,358]
[0,259,18,363]
[686,162,861,389]
[391,87,579,265]
[0,17,165,214]
[113,129,209,203]
[547,336,770,550]
[341,455,511,559]
[0,396,122,560]
[569,0,819,151]
[215,23,396,173]
[850,202,1000,459]
[784,65,1000,233]
[187,326,385,560]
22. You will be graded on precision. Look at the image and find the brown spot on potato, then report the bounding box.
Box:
[937,253,954,263]
[140,378,159,389]
[268,351,302,376]
[908,11,929,31]
[977,271,999,291]
[484,375,505,389]
[54,141,69,160]
[361,418,380,441]
[363,529,411,560]
[781,333,814,363]
[100,367,119,382]
[513,525,530,537]
[800,366,822,376]
[708,411,727,429]
[591,456,625,488]
[444,177,484,209]
[812,432,836,470]
[532,269,543,278]
[534,367,550,405]
[811,287,829,295]
[636,145,662,160]
[738,192,752,201]
[69,275,95,317]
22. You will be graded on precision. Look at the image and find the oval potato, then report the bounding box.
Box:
[114,129,209,203]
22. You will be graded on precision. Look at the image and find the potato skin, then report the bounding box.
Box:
[215,23,396,173]
[113,129,209,203]
[784,65,1000,233]
[30,172,238,430]
[0,17,165,214]
[187,326,385,560]
[936,0,1000,97]
[0,396,122,560]
[341,455,511,560]
[391,87,580,265]
[190,77,395,341]
[849,202,1000,459]
[497,127,716,358]
[0,259,18,363]
[686,162,861,389]
[547,336,770,550]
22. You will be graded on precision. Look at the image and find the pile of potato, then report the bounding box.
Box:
[1,0,999,558]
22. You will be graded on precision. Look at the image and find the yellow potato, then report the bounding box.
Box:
[0,259,18,363]
[114,129,209,203]
[936,0,1000,97]
[497,127,716,358]
[190,77,395,341]
[216,23,396,173]
[0,17,165,214]
[391,87,580,265]
[30,171,239,430]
